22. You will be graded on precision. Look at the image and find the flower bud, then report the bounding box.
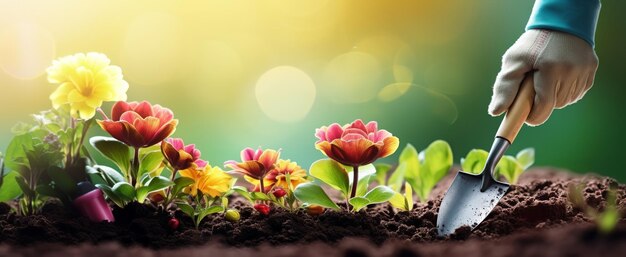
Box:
[254,203,271,215]
[272,188,287,198]
[225,209,240,222]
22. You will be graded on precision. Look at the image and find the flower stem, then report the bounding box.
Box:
[259,176,266,194]
[350,165,359,199]
[132,147,140,187]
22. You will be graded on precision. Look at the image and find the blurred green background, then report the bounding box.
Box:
[1,1,624,181]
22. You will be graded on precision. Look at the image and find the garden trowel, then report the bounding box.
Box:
[436,74,535,236]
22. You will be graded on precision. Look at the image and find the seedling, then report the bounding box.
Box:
[381,141,453,203]
[461,147,534,184]
[568,182,621,234]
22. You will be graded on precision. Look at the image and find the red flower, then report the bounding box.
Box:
[161,138,207,171]
[315,119,399,167]
[98,101,178,148]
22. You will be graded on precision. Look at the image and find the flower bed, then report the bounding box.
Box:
[0,52,624,256]
[0,168,625,256]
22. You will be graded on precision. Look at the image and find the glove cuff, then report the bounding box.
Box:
[526,0,601,47]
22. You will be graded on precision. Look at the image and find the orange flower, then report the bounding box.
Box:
[98,101,178,148]
[245,159,306,192]
[180,164,233,197]
[315,119,399,167]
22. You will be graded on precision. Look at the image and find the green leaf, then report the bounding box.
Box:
[399,144,420,182]
[404,182,413,211]
[92,165,126,184]
[46,166,77,196]
[374,163,392,185]
[36,184,60,198]
[363,185,395,204]
[389,192,407,211]
[136,176,174,203]
[112,182,136,202]
[515,148,535,170]
[598,209,619,233]
[4,129,48,172]
[461,149,488,174]
[15,175,34,197]
[293,182,340,210]
[355,174,376,197]
[415,140,452,202]
[95,184,125,207]
[196,206,224,228]
[170,177,195,198]
[138,151,164,178]
[309,159,350,197]
[251,192,270,201]
[388,162,407,192]
[177,202,195,217]
[0,171,22,201]
[348,197,370,212]
[232,186,252,202]
[85,166,108,186]
[495,155,523,184]
[89,136,131,176]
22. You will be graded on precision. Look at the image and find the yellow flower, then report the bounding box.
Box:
[47,52,129,120]
[244,159,307,192]
[180,164,233,197]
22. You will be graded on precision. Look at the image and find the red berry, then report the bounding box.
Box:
[272,188,287,198]
[168,218,180,230]
[254,203,271,215]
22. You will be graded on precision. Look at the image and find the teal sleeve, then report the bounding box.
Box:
[526,0,601,47]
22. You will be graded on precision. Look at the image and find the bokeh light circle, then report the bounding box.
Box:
[323,51,382,103]
[0,21,55,80]
[255,66,316,123]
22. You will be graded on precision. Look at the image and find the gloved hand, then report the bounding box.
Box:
[488,29,599,126]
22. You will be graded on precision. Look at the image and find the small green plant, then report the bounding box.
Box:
[389,182,414,211]
[461,147,534,184]
[379,140,453,203]
[294,160,395,212]
[88,136,173,207]
[568,182,621,233]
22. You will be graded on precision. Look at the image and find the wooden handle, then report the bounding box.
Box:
[496,74,535,143]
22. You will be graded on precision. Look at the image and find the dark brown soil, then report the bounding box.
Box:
[0,168,625,257]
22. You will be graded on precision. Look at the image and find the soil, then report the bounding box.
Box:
[0,167,625,257]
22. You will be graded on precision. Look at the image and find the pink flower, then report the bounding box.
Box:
[225,148,280,180]
[161,138,207,171]
[315,119,399,167]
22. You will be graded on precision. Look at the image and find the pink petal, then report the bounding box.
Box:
[325,123,344,142]
[111,101,131,121]
[315,128,327,142]
[365,121,378,133]
[133,101,154,118]
[169,138,185,150]
[241,148,255,161]
[349,119,367,131]
[195,159,208,169]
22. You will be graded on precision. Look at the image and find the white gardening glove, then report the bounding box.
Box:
[488,29,599,126]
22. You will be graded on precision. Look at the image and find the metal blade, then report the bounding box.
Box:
[436,171,510,236]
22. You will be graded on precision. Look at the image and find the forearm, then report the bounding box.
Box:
[526,0,601,47]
